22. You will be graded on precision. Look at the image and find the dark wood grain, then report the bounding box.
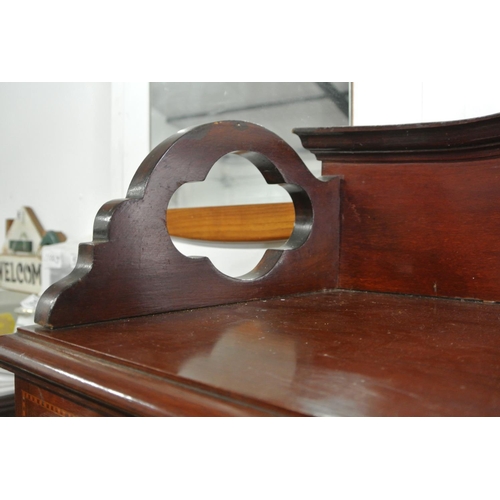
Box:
[2,291,500,416]
[36,121,341,328]
[2,115,500,417]
[295,112,500,301]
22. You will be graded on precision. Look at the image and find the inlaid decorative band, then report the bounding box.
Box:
[21,390,74,417]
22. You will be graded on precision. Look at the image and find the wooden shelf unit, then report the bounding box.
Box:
[1,116,500,417]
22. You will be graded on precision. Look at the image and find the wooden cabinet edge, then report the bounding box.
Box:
[1,333,297,417]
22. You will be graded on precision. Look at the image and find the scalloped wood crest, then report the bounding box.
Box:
[35,121,341,328]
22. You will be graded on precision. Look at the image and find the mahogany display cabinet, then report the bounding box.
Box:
[1,115,500,416]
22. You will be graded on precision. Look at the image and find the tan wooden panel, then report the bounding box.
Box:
[166,202,295,242]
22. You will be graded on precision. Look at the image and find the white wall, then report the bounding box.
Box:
[0,82,151,244]
[111,82,150,197]
[0,83,113,243]
[353,82,500,125]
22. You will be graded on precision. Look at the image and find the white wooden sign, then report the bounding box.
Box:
[1,207,45,293]
[0,254,42,293]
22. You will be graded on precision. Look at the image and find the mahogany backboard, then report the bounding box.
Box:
[295,113,500,301]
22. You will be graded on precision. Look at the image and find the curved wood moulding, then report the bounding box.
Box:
[35,121,341,329]
[295,112,500,162]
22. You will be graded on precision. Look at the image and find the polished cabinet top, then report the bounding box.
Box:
[3,290,498,416]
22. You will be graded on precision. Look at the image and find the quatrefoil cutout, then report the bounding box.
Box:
[36,121,341,328]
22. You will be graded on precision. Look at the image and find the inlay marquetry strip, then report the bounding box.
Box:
[21,390,74,417]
